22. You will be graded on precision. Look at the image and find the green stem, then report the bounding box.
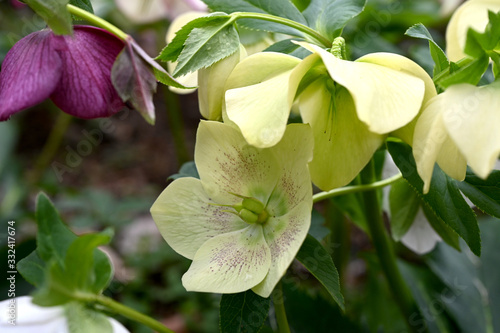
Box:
[231,12,331,47]
[164,87,191,165]
[313,173,402,204]
[360,161,423,333]
[66,4,128,41]
[272,282,291,333]
[29,112,72,185]
[89,294,175,333]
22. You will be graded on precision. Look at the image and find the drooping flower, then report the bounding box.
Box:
[150,121,313,297]
[446,0,500,61]
[0,296,129,333]
[0,26,126,121]
[413,82,500,193]
[224,41,432,190]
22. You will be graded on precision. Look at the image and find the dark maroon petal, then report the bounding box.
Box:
[50,26,126,119]
[111,39,157,124]
[0,29,62,120]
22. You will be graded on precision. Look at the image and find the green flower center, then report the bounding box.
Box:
[238,197,269,224]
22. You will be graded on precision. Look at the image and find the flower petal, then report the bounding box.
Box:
[299,77,385,190]
[195,121,281,204]
[198,45,246,120]
[182,225,271,294]
[50,26,125,119]
[298,42,426,134]
[266,124,313,216]
[446,0,500,61]
[401,208,442,254]
[224,52,301,148]
[413,95,467,193]
[441,83,500,179]
[357,52,438,144]
[150,177,247,259]
[115,0,169,24]
[0,30,62,120]
[252,201,311,298]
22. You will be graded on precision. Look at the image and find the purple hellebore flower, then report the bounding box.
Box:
[0,25,126,121]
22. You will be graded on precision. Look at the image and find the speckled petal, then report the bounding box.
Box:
[0,30,62,120]
[224,52,301,148]
[265,124,313,216]
[150,177,247,259]
[50,26,125,119]
[298,42,425,134]
[252,201,311,298]
[195,121,281,205]
[182,225,271,294]
[413,95,467,194]
[299,77,384,190]
[441,83,500,179]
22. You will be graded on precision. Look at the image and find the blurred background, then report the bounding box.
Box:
[4,1,499,333]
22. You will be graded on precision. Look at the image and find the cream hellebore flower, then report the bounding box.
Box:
[165,12,246,120]
[151,121,313,297]
[413,81,500,193]
[0,296,129,333]
[446,0,500,61]
[224,40,431,190]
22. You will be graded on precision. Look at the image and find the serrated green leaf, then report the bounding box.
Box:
[405,23,449,77]
[36,193,78,266]
[17,250,46,287]
[457,168,500,218]
[65,302,113,333]
[219,290,270,333]
[203,0,306,36]
[26,0,72,35]
[315,0,365,40]
[64,229,113,292]
[421,204,460,251]
[387,142,481,256]
[464,10,500,59]
[174,20,239,77]
[69,0,93,13]
[157,13,230,63]
[436,56,489,89]
[389,179,420,241]
[296,234,344,310]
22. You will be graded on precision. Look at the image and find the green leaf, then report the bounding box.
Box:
[33,260,74,306]
[168,161,199,180]
[421,204,460,251]
[173,18,239,77]
[457,168,500,218]
[36,193,78,266]
[69,0,93,13]
[405,23,449,77]
[435,56,489,89]
[296,234,344,310]
[314,0,366,40]
[203,0,307,36]
[464,10,500,59]
[17,250,46,287]
[426,218,500,333]
[263,39,311,59]
[26,0,72,35]
[387,142,480,256]
[389,179,420,241]
[219,290,270,333]
[64,229,113,292]
[65,302,113,333]
[157,13,231,63]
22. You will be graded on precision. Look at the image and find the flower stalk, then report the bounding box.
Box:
[66,4,129,41]
[360,160,424,333]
